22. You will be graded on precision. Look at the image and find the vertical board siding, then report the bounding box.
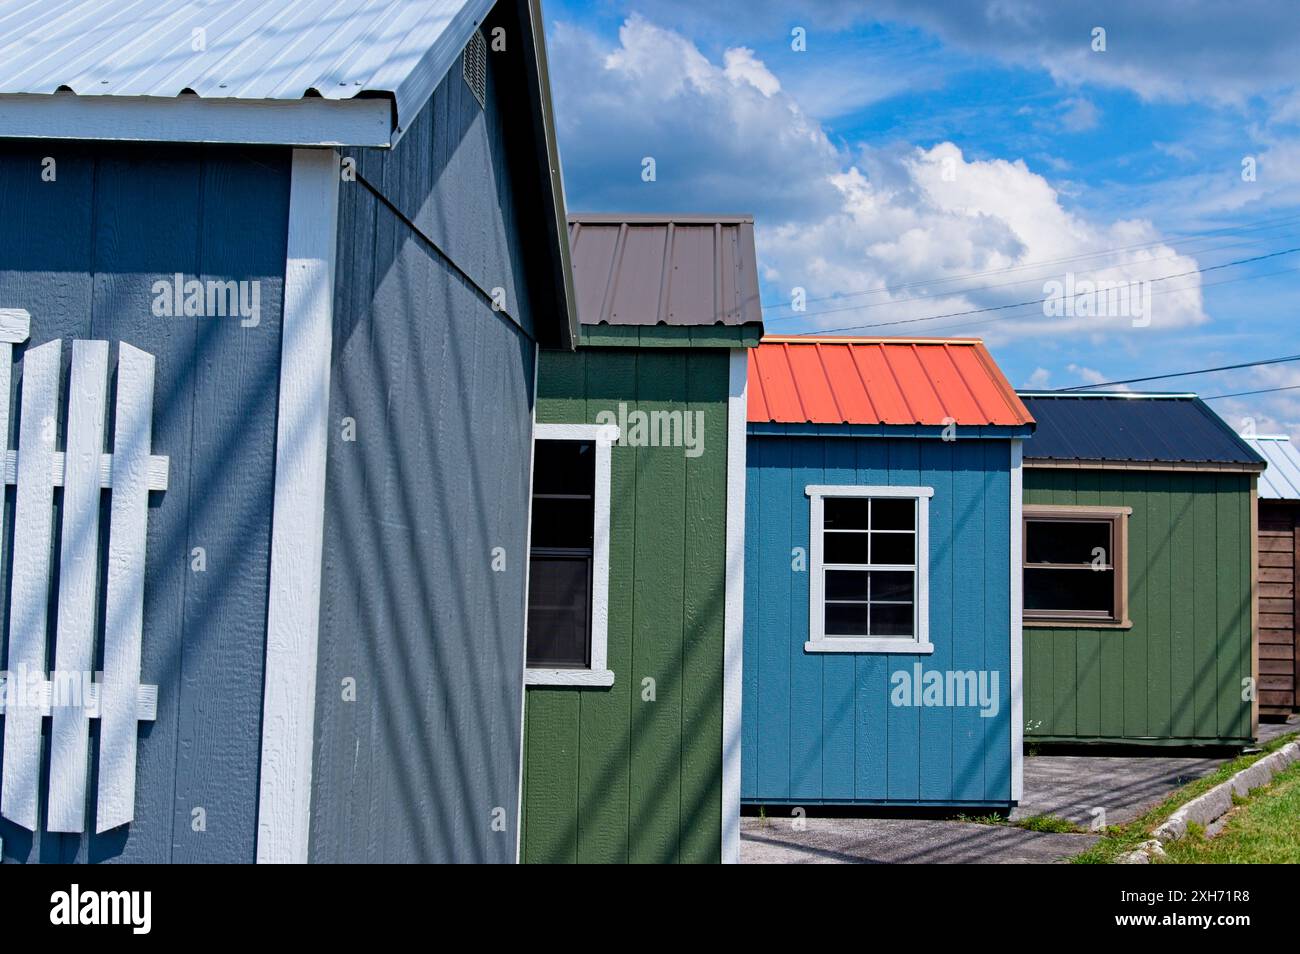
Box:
[742,436,1015,806]
[1257,502,1297,711]
[521,348,730,863]
[308,27,552,862]
[1023,469,1254,743]
[348,18,535,340]
[0,142,290,863]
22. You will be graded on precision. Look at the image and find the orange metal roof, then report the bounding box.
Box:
[748,336,1034,427]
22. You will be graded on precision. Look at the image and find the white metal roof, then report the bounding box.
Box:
[0,0,495,145]
[1244,435,1300,500]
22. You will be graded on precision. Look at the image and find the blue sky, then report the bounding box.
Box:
[541,0,1300,437]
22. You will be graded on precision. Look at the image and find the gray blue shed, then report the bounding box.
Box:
[0,0,574,863]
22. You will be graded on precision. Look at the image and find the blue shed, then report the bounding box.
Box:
[743,337,1035,808]
[0,0,574,863]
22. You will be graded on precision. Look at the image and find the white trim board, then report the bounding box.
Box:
[514,348,540,864]
[1009,440,1024,802]
[523,422,619,688]
[0,94,392,147]
[256,148,340,864]
[722,349,747,865]
[804,485,934,656]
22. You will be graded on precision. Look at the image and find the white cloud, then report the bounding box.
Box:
[596,1,1300,106]
[1215,364,1300,441]
[551,18,1207,342]
[1065,364,1127,389]
[761,142,1206,339]
[551,16,843,222]
[1058,97,1099,132]
[722,47,781,97]
[1024,367,1051,388]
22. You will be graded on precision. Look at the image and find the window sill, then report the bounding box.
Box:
[804,639,934,655]
[1024,619,1133,630]
[524,668,616,687]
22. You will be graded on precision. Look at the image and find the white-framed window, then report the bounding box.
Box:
[805,485,934,654]
[524,422,619,687]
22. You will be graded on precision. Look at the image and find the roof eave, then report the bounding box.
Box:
[1024,457,1266,474]
[521,0,578,350]
[0,92,393,147]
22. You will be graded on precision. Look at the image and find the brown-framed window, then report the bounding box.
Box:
[1023,505,1131,627]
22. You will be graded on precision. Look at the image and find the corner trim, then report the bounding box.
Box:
[256,148,340,864]
[722,348,747,864]
[1025,458,1264,474]
[1009,439,1024,802]
[515,347,540,863]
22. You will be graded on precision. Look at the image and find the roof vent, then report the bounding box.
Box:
[463,30,487,108]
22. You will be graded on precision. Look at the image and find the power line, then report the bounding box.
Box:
[789,245,1300,335]
[1202,384,1300,401]
[760,211,1300,311]
[891,262,1300,337]
[761,232,1298,325]
[1056,354,1300,392]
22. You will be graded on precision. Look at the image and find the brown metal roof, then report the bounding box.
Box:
[567,214,763,327]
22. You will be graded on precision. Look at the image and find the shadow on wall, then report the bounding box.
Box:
[0,143,291,863]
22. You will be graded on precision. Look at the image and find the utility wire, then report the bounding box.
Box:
[1202,384,1300,402]
[761,211,1300,311]
[788,245,1300,335]
[1055,354,1300,391]
[897,262,1300,337]
[762,231,1297,325]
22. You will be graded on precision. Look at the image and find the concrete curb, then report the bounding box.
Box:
[1118,741,1300,863]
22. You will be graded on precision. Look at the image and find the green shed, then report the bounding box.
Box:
[519,214,763,863]
[1017,393,1265,746]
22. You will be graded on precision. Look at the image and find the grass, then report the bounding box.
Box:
[953,812,1008,826]
[1071,732,1298,864]
[953,810,1085,833]
[1158,759,1300,863]
[1015,813,1086,834]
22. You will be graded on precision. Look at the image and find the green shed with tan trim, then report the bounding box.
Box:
[1017,392,1265,746]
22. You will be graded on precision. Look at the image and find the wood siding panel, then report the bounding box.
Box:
[0,143,290,863]
[821,440,859,800]
[744,436,1015,806]
[680,351,727,863]
[310,36,547,862]
[1256,502,1297,711]
[522,348,731,862]
[1023,470,1254,743]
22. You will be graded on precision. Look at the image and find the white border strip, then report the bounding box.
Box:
[514,349,540,864]
[524,422,618,687]
[1010,439,1024,801]
[0,94,392,147]
[256,148,340,863]
[722,349,747,864]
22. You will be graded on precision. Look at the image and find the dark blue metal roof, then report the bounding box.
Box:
[1017,392,1266,467]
